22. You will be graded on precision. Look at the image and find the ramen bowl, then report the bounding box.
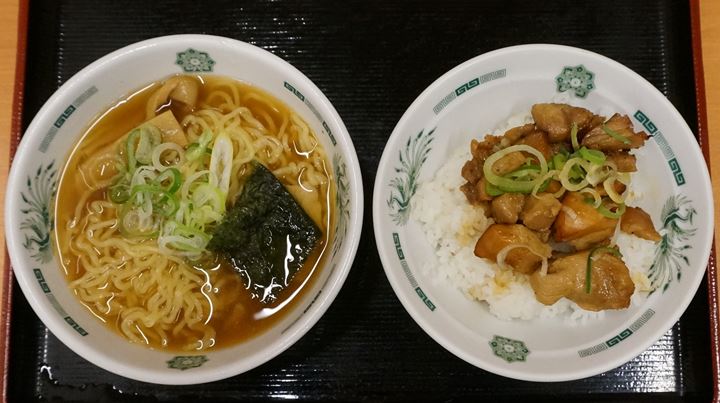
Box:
[373,44,713,381]
[5,35,363,384]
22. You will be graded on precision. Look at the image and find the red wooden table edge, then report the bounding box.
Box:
[0,0,716,401]
[2,0,29,401]
[690,0,720,401]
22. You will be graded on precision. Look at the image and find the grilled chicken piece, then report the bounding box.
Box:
[581,114,648,151]
[521,193,562,231]
[490,151,526,176]
[516,130,553,160]
[474,224,551,274]
[621,207,661,241]
[470,135,502,160]
[554,192,618,250]
[606,151,637,172]
[460,177,495,206]
[531,103,596,142]
[491,193,525,224]
[501,123,535,145]
[461,159,483,184]
[461,135,503,205]
[529,250,634,311]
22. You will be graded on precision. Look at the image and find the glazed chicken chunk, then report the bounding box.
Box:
[531,103,596,142]
[606,151,637,172]
[520,193,562,232]
[620,207,662,241]
[474,224,551,274]
[581,114,648,151]
[554,192,619,250]
[529,250,635,311]
[491,193,525,224]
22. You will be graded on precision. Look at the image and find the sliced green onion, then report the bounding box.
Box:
[615,171,631,185]
[602,124,631,145]
[558,157,589,191]
[586,247,623,293]
[125,126,162,170]
[603,176,625,204]
[578,147,606,165]
[579,187,602,208]
[569,164,586,180]
[185,131,214,161]
[152,142,185,170]
[158,220,212,257]
[129,184,180,217]
[485,181,504,197]
[109,181,131,203]
[185,143,204,161]
[570,122,579,151]
[111,127,234,259]
[597,201,626,219]
[585,163,613,186]
[125,129,140,172]
[118,201,161,238]
[209,132,234,195]
[153,167,182,194]
[506,166,541,179]
[552,153,567,171]
[531,170,558,197]
[191,183,226,214]
[483,144,548,193]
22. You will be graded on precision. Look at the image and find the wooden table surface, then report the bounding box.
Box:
[0,0,718,382]
[0,0,19,305]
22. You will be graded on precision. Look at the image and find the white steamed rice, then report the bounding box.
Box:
[410,121,656,324]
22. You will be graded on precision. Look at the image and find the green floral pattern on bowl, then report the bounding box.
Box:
[650,195,697,293]
[386,128,435,225]
[556,65,595,98]
[19,161,57,264]
[167,355,208,370]
[176,49,215,73]
[331,153,351,259]
[489,335,530,363]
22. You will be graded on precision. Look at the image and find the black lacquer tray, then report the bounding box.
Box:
[7,0,714,401]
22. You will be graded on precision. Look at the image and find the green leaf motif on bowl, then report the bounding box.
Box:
[649,194,697,293]
[176,48,215,73]
[387,128,435,225]
[489,335,529,363]
[331,154,351,258]
[556,65,595,98]
[167,355,208,370]
[20,161,57,264]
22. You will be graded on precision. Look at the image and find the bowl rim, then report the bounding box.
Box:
[372,43,714,382]
[5,34,364,385]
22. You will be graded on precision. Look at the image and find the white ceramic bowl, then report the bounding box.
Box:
[5,35,363,384]
[373,44,713,381]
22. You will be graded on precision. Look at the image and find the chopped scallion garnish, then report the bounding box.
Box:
[602,124,631,145]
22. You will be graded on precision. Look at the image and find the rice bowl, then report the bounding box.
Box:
[373,44,713,381]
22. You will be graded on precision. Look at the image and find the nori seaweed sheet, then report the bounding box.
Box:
[207,162,321,302]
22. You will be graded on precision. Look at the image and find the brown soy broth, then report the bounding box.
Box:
[56,83,160,278]
[54,75,334,351]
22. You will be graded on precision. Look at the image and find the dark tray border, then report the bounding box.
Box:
[1,0,716,400]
